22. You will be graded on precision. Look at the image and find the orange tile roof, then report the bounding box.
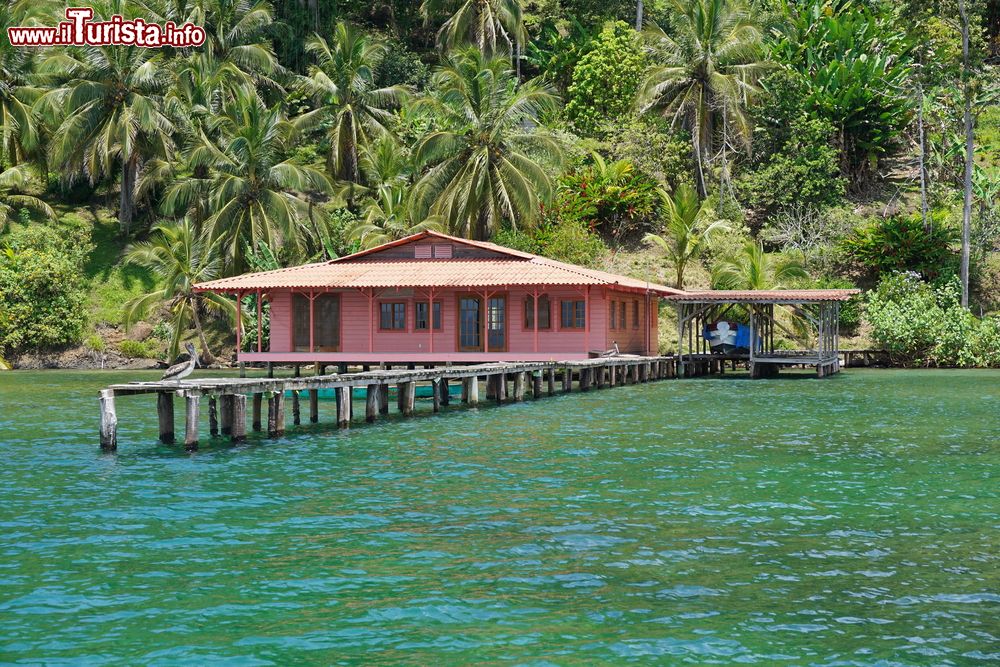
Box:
[193,232,683,295]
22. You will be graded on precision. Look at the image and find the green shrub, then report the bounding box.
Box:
[492,226,541,254]
[84,334,106,353]
[866,273,997,367]
[565,21,646,136]
[534,218,606,267]
[603,119,694,191]
[118,339,155,359]
[841,214,956,278]
[0,226,88,355]
[558,155,662,242]
[737,116,845,214]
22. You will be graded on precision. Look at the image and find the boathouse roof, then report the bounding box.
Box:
[671,289,860,304]
[195,231,686,296]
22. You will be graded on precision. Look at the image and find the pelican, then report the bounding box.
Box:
[161,343,198,382]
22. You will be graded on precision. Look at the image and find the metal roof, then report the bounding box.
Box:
[666,289,860,303]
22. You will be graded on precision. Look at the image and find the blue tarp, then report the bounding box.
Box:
[703,322,761,353]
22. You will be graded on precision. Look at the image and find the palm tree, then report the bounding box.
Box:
[0,165,54,232]
[45,45,175,234]
[643,183,728,289]
[413,49,561,240]
[123,218,236,364]
[637,0,768,196]
[349,184,444,249]
[421,0,526,59]
[294,23,407,187]
[711,240,807,290]
[0,1,47,168]
[170,91,331,272]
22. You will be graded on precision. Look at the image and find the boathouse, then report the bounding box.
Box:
[194,231,685,364]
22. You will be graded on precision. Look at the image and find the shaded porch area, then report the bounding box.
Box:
[670,289,859,378]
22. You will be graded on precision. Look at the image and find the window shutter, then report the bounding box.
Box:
[414,245,432,259]
[433,244,452,259]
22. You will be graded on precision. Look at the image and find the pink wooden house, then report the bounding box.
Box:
[194,231,683,364]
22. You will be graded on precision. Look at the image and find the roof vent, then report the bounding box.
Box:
[433,244,453,259]
[414,244,432,259]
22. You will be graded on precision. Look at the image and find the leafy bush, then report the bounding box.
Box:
[84,334,106,353]
[0,226,88,355]
[525,18,595,92]
[533,217,607,267]
[375,39,429,88]
[738,116,845,214]
[118,339,155,359]
[603,119,694,192]
[492,226,541,254]
[866,273,998,367]
[841,214,956,278]
[558,154,662,242]
[565,21,646,136]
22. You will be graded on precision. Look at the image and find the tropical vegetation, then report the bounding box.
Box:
[0,0,996,368]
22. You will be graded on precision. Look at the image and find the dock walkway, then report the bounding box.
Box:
[98,355,712,451]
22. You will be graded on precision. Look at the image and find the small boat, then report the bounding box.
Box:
[703,321,757,354]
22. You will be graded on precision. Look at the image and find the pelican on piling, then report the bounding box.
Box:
[161,343,198,382]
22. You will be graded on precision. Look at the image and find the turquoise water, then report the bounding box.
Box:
[0,369,998,665]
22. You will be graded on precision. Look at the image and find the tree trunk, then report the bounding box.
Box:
[918,84,929,231]
[959,0,973,308]
[119,153,137,235]
[190,299,216,365]
[636,0,644,30]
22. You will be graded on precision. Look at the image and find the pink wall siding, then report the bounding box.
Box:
[262,285,658,359]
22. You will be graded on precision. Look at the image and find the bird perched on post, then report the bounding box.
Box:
[161,343,198,382]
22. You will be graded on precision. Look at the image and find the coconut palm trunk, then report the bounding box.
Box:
[119,153,138,235]
[959,0,973,307]
[190,299,215,365]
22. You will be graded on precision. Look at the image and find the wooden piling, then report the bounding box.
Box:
[513,372,526,401]
[379,385,389,414]
[337,387,351,427]
[209,396,219,436]
[467,376,479,405]
[184,393,200,450]
[156,392,174,444]
[292,390,301,425]
[399,382,415,417]
[562,367,572,392]
[366,384,380,423]
[252,393,262,431]
[309,389,319,423]
[231,394,247,442]
[432,380,441,412]
[267,391,284,438]
[440,378,450,406]
[580,368,591,392]
[99,389,118,451]
[547,368,555,396]
[219,395,233,436]
[596,365,605,389]
[532,372,542,399]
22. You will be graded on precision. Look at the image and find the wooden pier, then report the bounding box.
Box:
[97,356,711,451]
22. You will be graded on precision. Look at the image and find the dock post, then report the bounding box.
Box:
[231,394,247,442]
[252,393,262,431]
[309,389,319,423]
[562,367,572,392]
[609,364,617,388]
[156,392,174,444]
[440,378,450,406]
[337,387,351,427]
[292,390,301,425]
[513,372,526,401]
[547,368,555,396]
[431,380,441,413]
[267,391,284,438]
[468,376,479,405]
[399,382,415,417]
[580,368,591,392]
[366,384,380,423]
[239,362,246,378]
[220,395,233,436]
[532,371,542,399]
[485,375,496,400]
[184,392,200,450]
[209,396,219,436]
[99,389,118,452]
[596,365,606,389]
[461,377,470,403]
[379,385,389,415]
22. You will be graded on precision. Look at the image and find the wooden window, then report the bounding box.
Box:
[415,301,442,331]
[633,300,640,329]
[379,302,406,330]
[433,244,452,259]
[609,300,616,329]
[523,294,551,330]
[560,300,586,329]
[414,245,432,259]
[620,301,627,330]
